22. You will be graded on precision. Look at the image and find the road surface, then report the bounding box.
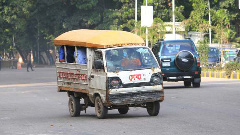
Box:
[0,68,240,135]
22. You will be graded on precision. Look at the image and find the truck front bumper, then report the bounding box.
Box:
[107,85,164,105]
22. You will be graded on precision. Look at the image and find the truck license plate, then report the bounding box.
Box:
[162,62,170,67]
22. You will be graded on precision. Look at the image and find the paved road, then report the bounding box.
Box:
[0,68,240,135]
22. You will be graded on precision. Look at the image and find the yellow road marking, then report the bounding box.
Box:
[0,82,56,88]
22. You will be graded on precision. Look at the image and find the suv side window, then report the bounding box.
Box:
[152,42,161,64]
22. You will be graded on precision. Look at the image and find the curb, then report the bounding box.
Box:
[202,71,240,80]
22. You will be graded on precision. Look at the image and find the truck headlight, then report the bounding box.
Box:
[150,73,163,85]
[108,77,123,89]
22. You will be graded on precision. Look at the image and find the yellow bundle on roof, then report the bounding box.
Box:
[54,29,145,48]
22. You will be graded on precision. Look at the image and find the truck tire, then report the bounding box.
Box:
[95,96,108,119]
[146,101,160,116]
[68,95,81,117]
[118,107,129,114]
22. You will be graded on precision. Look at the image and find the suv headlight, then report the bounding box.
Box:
[150,73,163,85]
[108,77,123,89]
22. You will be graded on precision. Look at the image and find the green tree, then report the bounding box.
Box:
[211,9,230,64]
[148,18,166,47]
[0,0,32,61]
[184,0,209,32]
[197,40,209,67]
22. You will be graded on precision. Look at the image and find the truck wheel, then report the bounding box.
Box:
[95,96,108,119]
[118,107,129,114]
[68,95,81,117]
[146,101,160,116]
[193,82,200,88]
[184,81,191,87]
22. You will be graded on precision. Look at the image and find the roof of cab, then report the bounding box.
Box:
[54,29,145,48]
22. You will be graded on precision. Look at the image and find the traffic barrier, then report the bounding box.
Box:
[202,71,240,80]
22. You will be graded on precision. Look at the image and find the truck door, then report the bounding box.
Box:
[89,50,107,90]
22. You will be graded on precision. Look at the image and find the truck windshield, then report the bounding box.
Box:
[105,47,159,72]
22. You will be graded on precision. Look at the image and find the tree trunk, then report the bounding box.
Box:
[45,50,52,65]
[15,46,27,63]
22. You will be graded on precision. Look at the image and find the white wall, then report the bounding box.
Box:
[164,34,185,40]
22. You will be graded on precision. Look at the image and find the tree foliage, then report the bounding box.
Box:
[197,40,209,66]
[0,0,239,64]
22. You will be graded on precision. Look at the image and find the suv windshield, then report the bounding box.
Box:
[105,47,159,72]
[161,42,195,56]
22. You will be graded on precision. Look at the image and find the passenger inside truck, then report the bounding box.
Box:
[59,45,65,62]
[121,49,141,67]
[75,47,87,64]
[66,46,75,63]
[58,45,76,63]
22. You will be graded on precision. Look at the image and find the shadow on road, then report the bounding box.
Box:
[163,86,189,89]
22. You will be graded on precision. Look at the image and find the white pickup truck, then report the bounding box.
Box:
[54,29,164,119]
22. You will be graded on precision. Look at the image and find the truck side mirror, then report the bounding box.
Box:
[94,60,104,69]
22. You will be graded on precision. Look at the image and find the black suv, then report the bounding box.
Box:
[152,40,201,88]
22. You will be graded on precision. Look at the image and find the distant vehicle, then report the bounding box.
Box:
[207,47,220,66]
[234,49,240,63]
[234,57,240,63]
[152,39,201,88]
[223,48,237,63]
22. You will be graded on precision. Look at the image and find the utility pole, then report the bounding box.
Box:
[135,0,137,34]
[208,0,212,46]
[12,35,15,59]
[146,0,148,47]
[172,0,176,40]
[37,19,40,64]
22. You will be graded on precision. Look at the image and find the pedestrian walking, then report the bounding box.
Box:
[27,53,34,72]
[0,54,2,71]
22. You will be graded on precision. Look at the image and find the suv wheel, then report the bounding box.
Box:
[192,82,200,88]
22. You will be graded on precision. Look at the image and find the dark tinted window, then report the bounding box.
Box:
[161,42,195,56]
[208,48,219,57]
